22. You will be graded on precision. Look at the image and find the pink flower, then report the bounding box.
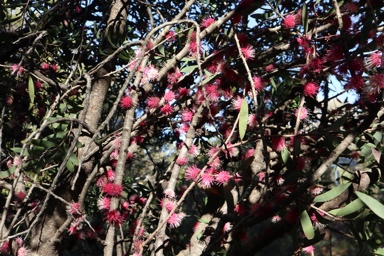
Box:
[240,44,255,60]
[41,63,50,69]
[223,222,232,232]
[215,170,231,185]
[104,210,123,225]
[188,144,199,156]
[206,84,220,102]
[201,17,215,28]
[165,200,176,212]
[0,240,9,253]
[12,64,24,74]
[234,204,246,215]
[164,90,175,102]
[35,80,42,90]
[167,212,185,228]
[294,107,308,120]
[181,109,193,122]
[310,187,323,196]
[120,95,133,109]
[346,75,364,90]
[176,156,188,166]
[272,136,286,152]
[257,172,266,182]
[271,215,282,223]
[147,96,160,109]
[210,157,222,170]
[248,114,257,127]
[102,183,123,197]
[368,52,382,68]
[97,197,111,211]
[178,87,189,97]
[17,247,29,256]
[200,170,215,189]
[167,68,182,84]
[164,188,176,198]
[67,202,81,216]
[283,14,296,28]
[160,104,174,115]
[302,245,315,254]
[106,169,115,181]
[243,148,255,159]
[15,237,23,247]
[252,76,264,91]
[303,82,319,98]
[232,96,244,110]
[185,165,201,181]
[144,65,158,81]
[265,63,275,72]
[165,30,176,42]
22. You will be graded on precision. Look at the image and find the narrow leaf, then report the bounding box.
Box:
[313,182,351,203]
[331,198,364,217]
[302,2,309,34]
[300,210,315,240]
[28,76,35,106]
[355,191,384,220]
[180,65,197,73]
[281,148,290,165]
[238,99,248,141]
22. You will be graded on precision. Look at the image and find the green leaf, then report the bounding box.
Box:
[302,2,308,34]
[158,44,165,56]
[0,166,16,179]
[201,73,217,86]
[313,182,351,203]
[28,76,35,108]
[238,99,248,141]
[355,192,384,220]
[180,65,197,73]
[281,148,290,165]
[300,210,314,240]
[330,198,365,216]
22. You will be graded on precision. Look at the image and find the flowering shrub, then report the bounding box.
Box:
[1,0,384,256]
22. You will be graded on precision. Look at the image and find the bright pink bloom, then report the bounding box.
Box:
[294,107,308,120]
[302,245,315,254]
[185,165,201,181]
[165,200,176,212]
[102,183,123,197]
[210,157,222,170]
[283,14,296,28]
[97,197,111,211]
[272,136,286,152]
[12,64,24,74]
[167,212,185,228]
[248,113,257,127]
[160,104,174,115]
[17,247,28,256]
[241,44,255,60]
[167,68,182,84]
[165,30,176,42]
[243,148,255,159]
[176,156,188,166]
[164,90,175,102]
[257,172,266,181]
[368,52,382,68]
[106,169,115,181]
[205,84,220,102]
[35,80,42,90]
[223,222,232,232]
[252,76,264,91]
[271,215,282,223]
[234,204,246,215]
[104,210,123,225]
[0,240,9,252]
[41,63,50,69]
[15,237,23,247]
[232,96,244,110]
[188,144,199,156]
[303,82,319,98]
[67,202,81,216]
[178,87,189,97]
[163,188,176,198]
[200,170,215,189]
[144,65,158,81]
[265,63,275,72]
[120,95,133,109]
[201,17,215,28]
[147,96,160,109]
[215,171,231,185]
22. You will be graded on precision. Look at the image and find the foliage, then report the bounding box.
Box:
[0,0,384,255]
